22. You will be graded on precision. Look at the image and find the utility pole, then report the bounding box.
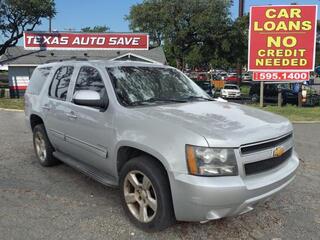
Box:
[239,0,245,17]
[49,16,52,32]
[48,0,53,32]
[237,0,245,84]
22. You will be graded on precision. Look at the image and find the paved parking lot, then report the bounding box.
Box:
[0,110,319,240]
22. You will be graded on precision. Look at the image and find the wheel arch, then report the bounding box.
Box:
[116,143,171,177]
[30,114,44,131]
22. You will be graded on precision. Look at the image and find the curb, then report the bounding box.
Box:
[0,108,24,112]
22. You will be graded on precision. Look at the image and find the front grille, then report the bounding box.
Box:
[244,148,292,175]
[241,133,292,155]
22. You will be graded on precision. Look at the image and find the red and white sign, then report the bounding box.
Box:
[252,71,310,81]
[24,32,149,50]
[248,5,317,81]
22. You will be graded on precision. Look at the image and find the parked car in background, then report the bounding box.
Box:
[249,83,298,105]
[25,60,299,231]
[218,72,227,80]
[225,73,241,84]
[194,80,214,96]
[221,84,241,99]
[242,72,252,81]
[197,72,208,81]
[315,66,320,77]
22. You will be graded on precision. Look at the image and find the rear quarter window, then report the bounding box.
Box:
[49,66,74,101]
[27,67,52,95]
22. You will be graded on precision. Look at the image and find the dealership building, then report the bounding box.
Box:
[0,45,167,97]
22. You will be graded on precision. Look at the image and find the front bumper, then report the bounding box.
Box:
[170,151,299,222]
[221,93,241,98]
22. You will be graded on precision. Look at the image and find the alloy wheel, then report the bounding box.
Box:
[123,170,157,223]
[35,132,47,162]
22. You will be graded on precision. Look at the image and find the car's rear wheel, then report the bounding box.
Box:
[33,124,59,167]
[119,156,175,231]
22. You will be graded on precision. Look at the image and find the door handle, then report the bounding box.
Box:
[66,112,77,119]
[41,105,51,111]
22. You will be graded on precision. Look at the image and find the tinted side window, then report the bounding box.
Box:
[49,66,74,100]
[74,66,106,98]
[27,67,52,95]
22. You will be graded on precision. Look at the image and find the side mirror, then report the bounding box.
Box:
[73,90,108,109]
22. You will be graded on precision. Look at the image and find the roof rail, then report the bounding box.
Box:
[68,56,88,61]
[45,57,88,63]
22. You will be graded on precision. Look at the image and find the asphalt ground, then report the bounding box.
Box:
[0,110,319,240]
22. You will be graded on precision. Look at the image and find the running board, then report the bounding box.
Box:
[53,151,118,188]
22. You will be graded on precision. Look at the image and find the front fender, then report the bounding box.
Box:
[114,140,172,172]
[112,108,209,178]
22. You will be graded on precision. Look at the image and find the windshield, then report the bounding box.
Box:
[224,85,239,90]
[106,66,209,106]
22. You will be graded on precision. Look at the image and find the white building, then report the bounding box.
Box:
[0,64,8,71]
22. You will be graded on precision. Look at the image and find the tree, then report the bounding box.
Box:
[226,14,249,69]
[316,20,320,67]
[0,0,56,56]
[81,25,110,33]
[125,0,164,47]
[126,0,234,69]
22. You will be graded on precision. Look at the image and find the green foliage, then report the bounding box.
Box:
[0,98,24,110]
[0,0,56,55]
[125,0,164,47]
[251,105,320,122]
[315,20,320,67]
[126,0,248,69]
[316,45,320,67]
[81,25,110,33]
[228,15,249,67]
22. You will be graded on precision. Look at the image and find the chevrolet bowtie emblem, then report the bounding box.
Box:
[273,146,285,158]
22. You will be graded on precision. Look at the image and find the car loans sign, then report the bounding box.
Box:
[24,32,149,50]
[248,5,317,80]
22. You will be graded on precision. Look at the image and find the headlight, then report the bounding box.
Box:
[186,145,238,176]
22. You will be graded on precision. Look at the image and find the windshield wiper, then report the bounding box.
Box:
[129,97,187,106]
[181,96,214,101]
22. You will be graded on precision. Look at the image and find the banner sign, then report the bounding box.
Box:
[252,71,310,81]
[248,5,317,73]
[24,32,149,50]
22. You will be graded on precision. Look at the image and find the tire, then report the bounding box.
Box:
[119,155,175,231]
[33,124,60,167]
[251,94,259,103]
[282,97,287,106]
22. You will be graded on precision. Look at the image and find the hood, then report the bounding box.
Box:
[132,101,292,147]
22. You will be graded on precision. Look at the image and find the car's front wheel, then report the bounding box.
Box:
[119,156,175,231]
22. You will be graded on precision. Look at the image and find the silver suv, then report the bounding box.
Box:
[25,60,299,231]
